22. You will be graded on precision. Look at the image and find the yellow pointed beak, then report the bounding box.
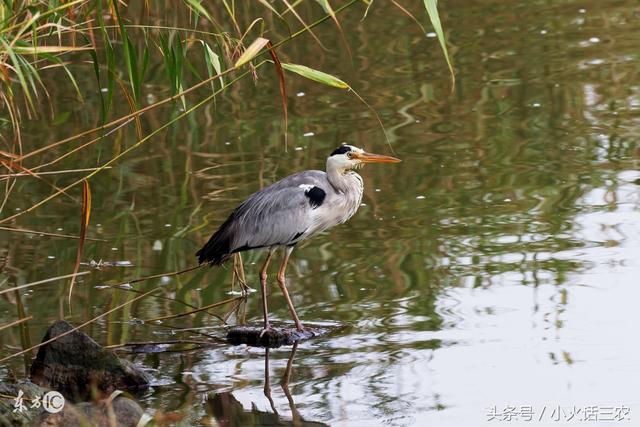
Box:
[357,152,402,163]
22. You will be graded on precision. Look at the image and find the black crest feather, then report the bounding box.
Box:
[330,145,352,156]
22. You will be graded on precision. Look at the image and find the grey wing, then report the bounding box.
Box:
[196,171,328,265]
[231,185,316,249]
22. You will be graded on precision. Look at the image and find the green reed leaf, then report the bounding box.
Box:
[422,0,454,84]
[280,63,349,89]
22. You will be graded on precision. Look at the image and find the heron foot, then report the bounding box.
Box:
[259,326,274,338]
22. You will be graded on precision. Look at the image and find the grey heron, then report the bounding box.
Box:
[196,145,401,333]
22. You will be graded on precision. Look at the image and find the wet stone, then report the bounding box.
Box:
[29,320,150,400]
[226,326,317,348]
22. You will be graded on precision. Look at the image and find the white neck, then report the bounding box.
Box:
[326,159,363,195]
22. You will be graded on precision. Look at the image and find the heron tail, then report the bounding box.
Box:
[196,230,232,266]
[196,214,236,266]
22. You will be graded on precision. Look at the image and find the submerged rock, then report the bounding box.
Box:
[226,326,316,348]
[29,320,150,400]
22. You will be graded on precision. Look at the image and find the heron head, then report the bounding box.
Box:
[327,145,401,172]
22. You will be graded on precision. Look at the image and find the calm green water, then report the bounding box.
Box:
[2,1,640,425]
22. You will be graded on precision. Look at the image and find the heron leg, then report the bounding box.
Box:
[276,246,304,331]
[259,249,274,332]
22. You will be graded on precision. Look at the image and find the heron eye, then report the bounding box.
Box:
[346,152,353,159]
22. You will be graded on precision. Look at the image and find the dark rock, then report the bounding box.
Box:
[226,326,316,348]
[37,394,145,427]
[29,320,150,400]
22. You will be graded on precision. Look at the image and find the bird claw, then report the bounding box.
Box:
[259,326,274,338]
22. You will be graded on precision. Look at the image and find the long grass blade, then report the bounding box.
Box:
[11,45,91,54]
[68,180,91,311]
[349,88,391,146]
[88,52,106,122]
[268,42,288,150]
[46,53,85,102]
[0,271,90,297]
[97,4,114,120]
[104,339,217,350]
[314,0,352,61]
[224,0,244,37]
[28,121,133,173]
[0,166,113,179]
[0,316,33,333]
[0,225,106,241]
[279,63,390,146]
[111,0,145,107]
[98,265,203,289]
[1,39,34,111]
[280,0,327,50]
[281,63,348,89]
[390,0,427,34]
[0,158,75,200]
[145,296,242,323]
[257,0,292,34]
[201,41,224,91]
[182,0,214,23]
[118,80,143,138]
[361,0,374,21]
[422,0,454,86]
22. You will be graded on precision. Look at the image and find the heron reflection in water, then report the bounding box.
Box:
[206,342,327,426]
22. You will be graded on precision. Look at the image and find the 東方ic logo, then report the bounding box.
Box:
[42,391,65,413]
